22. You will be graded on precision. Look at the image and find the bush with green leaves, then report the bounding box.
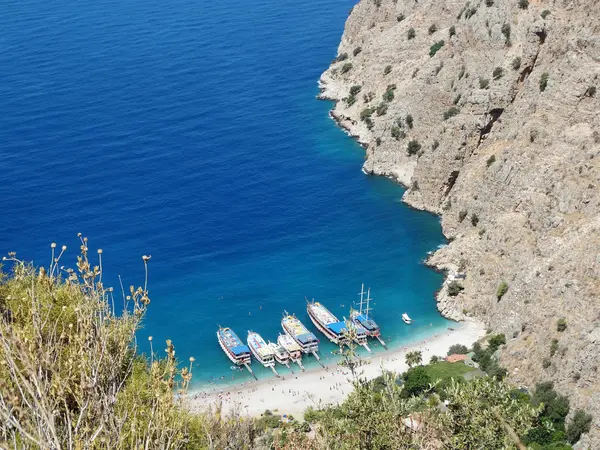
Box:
[383,88,395,102]
[333,52,348,63]
[493,66,504,80]
[429,40,445,57]
[428,23,438,35]
[376,102,388,116]
[401,366,431,397]
[485,0,494,6]
[448,280,464,296]
[407,28,416,39]
[444,106,460,120]
[397,13,405,22]
[459,209,468,222]
[391,126,406,140]
[501,23,511,43]
[464,7,477,19]
[585,86,596,97]
[432,139,439,150]
[349,85,362,96]
[557,318,567,332]
[540,72,549,91]
[566,410,593,443]
[512,56,522,70]
[384,64,392,75]
[519,0,529,9]
[407,139,421,155]
[550,339,559,357]
[479,78,490,89]
[541,9,551,19]
[497,281,509,299]
[471,213,479,226]
[406,114,414,129]
[353,46,362,56]
[346,95,357,106]
[487,154,496,167]
[448,344,469,355]
[449,25,456,37]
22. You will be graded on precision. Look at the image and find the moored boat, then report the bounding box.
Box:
[402,313,413,324]
[347,319,371,352]
[306,300,349,346]
[281,312,321,364]
[277,333,305,371]
[217,327,256,379]
[268,341,292,371]
[351,284,386,348]
[247,331,278,376]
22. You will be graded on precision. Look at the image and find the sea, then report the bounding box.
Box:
[0,0,450,385]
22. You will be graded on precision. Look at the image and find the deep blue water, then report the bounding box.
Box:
[0,0,449,385]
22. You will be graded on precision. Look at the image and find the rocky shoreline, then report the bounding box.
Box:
[318,0,600,446]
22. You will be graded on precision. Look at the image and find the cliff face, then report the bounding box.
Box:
[320,0,600,445]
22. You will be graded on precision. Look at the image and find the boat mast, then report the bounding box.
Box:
[357,283,366,315]
[365,287,373,319]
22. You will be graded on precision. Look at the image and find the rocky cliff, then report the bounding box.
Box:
[320,0,600,445]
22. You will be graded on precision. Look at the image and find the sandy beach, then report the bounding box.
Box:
[187,319,486,418]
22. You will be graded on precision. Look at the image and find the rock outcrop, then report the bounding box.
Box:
[320,0,600,445]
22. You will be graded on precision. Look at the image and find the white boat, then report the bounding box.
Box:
[268,341,292,371]
[281,312,319,355]
[217,327,255,379]
[247,331,278,376]
[402,313,413,324]
[306,300,349,346]
[277,333,305,371]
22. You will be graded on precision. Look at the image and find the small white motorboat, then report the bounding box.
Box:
[402,313,413,324]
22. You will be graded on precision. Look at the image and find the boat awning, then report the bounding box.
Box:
[231,345,250,355]
[297,333,316,344]
[327,321,348,335]
[356,314,378,331]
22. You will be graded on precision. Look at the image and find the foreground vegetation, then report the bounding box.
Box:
[0,242,592,449]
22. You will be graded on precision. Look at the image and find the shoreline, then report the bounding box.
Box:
[186,319,486,418]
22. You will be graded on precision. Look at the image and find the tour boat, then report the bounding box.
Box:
[217,327,255,378]
[247,331,278,376]
[306,300,349,346]
[277,333,305,370]
[348,319,371,352]
[350,284,386,348]
[281,312,320,361]
[402,313,413,324]
[267,341,292,371]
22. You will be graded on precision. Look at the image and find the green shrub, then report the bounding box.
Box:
[496,281,508,299]
[391,126,406,140]
[346,95,357,106]
[401,366,431,397]
[333,53,348,63]
[360,107,374,121]
[428,24,438,35]
[449,26,456,37]
[550,339,558,357]
[556,318,567,332]
[353,46,362,56]
[432,140,439,150]
[407,140,421,155]
[458,209,468,222]
[444,107,460,120]
[447,280,464,296]
[383,88,395,102]
[519,0,529,10]
[458,65,466,79]
[485,0,494,6]
[493,67,504,80]
[430,40,445,57]
[447,344,469,355]
[542,358,551,369]
[341,62,353,74]
[488,334,506,352]
[541,10,551,19]
[501,24,511,43]
[407,28,416,40]
[376,102,388,116]
[384,65,392,75]
[349,85,362,96]
[464,7,477,19]
[512,57,522,70]
[363,91,375,103]
[406,114,414,129]
[566,410,593,443]
[397,13,405,22]
[487,155,496,167]
[471,213,479,226]
[540,72,549,91]
[479,78,490,89]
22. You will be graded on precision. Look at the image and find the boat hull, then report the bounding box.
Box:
[281,318,319,354]
[217,331,250,366]
[307,306,348,345]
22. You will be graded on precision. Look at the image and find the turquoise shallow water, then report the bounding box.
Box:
[0,0,449,385]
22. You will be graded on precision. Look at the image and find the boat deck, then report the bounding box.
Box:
[282,316,309,336]
[219,328,249,355]
[278,334,301,352]
[308,302,337,325]
[247,333,274,358]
